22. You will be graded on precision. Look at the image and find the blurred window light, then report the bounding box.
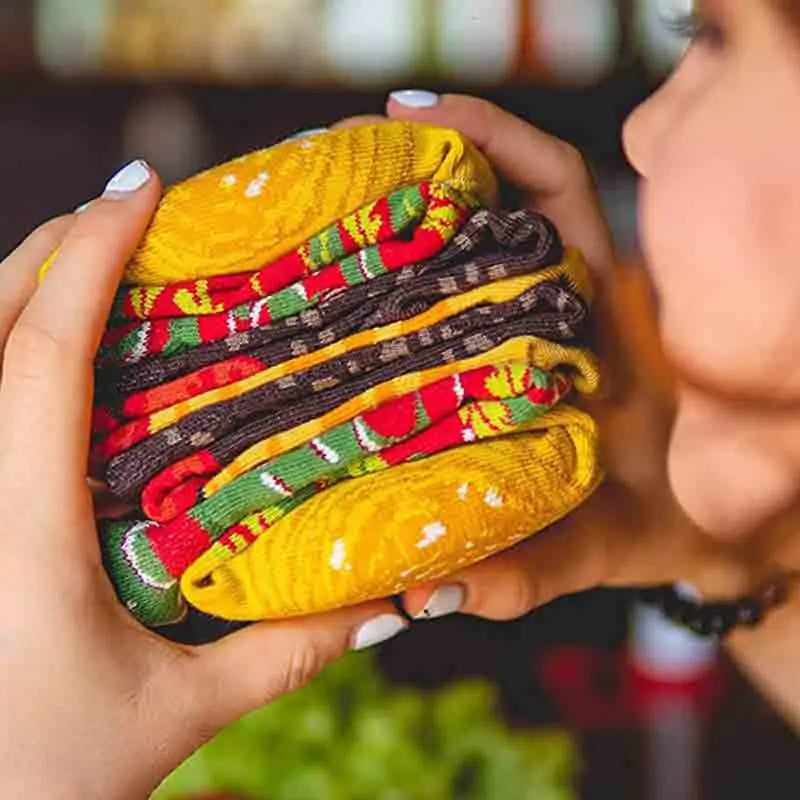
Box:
[36,0,111,76]
[103,0,218,79]
[122,91,212,184]
[636,0,693,73]
[324,0,427,85]
[0,0,33,73]
[210,0,324,82]
[436,0,519,84]
[533,0,620,85]
[31,0,636,86]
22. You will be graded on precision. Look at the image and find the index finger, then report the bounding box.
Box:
[386,93,615,279]
[0,161,162,504]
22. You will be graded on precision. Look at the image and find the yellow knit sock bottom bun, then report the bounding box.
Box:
[181,406,602,620]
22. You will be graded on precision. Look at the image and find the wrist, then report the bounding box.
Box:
[0,715,184,800]
[1,758,162,800]
[726,580,800,731]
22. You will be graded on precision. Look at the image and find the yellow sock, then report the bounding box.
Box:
[181,406,602,620]
[43,122,497,286]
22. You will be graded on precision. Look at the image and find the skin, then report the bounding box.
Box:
[389,0,800,725]
[0,176,406,799]
[629,0,800,536]
[2,0,800,794]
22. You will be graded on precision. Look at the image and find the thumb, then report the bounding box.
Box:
[187,600,408,729]
[402,497,619,622]
[402,483,755,623]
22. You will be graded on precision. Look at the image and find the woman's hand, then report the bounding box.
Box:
[0,162,407,800]
[341,94,770,619]
[384,92,616,279]
[374,93,800,731]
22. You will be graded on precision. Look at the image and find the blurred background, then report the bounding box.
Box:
[0,0,695,255]
[1,1,798,798]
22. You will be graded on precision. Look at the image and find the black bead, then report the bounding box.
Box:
[736,600,764,627]
[708,605,738,636]
[635,580,786,639]
[691,617,712,636]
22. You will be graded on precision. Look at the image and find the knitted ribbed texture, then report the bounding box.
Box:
[123,287,590,521]
[180,407,602,621]
[45,121,497,286]
[187,336,599,503]
[99,182,479,364]
[109,186,494,324]
[91,250,590,467]
[102,333,565,626]
[94,208,565,406]
[100,364,583,626]
[96,276,589,507]
[134,286,588,520]
[74,124,604,629]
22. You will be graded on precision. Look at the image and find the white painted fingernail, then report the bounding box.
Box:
[103,159,151,196]
[414,584,466,620]
[674,581,704,604]
[351,614,407,651]
[389,90,440,109]
[74,201,94,214]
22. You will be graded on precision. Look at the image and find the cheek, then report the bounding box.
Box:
[640,85,800,400]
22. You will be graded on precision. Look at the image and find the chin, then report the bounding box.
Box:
[667,435,799,541]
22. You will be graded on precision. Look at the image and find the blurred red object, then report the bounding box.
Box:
[534,644,727,731]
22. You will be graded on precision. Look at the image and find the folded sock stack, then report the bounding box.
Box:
[84,121,603,627]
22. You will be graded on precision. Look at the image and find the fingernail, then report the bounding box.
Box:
[74,201,94,214]
[674,580,704,604]
[351,614,408,651]
[389,89,440,109]
[414,584,466,620]
[103,159,151,196]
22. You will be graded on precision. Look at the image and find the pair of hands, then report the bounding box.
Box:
[0,95,772,799]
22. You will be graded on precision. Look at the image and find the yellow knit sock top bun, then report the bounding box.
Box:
[44,122,497,286]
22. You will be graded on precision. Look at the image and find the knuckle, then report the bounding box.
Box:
[63,223,111,254]
[3,318,68,380]
[468,96,503,129]
[556,140,590,182]
[27,215,74,250]
[438,94,496,134]
[466,94,498,115]
[38,213,75,233]
[279,640,330,696]
[499,569,545,619]
[471,565,545,621]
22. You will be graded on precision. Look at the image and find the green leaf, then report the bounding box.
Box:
[153,652,577,800]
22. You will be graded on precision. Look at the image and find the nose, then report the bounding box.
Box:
[623,48,695,177]
[622,56,686,179]
[622,95,658,178]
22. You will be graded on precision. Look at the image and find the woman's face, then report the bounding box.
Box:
[624,0,800,536]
